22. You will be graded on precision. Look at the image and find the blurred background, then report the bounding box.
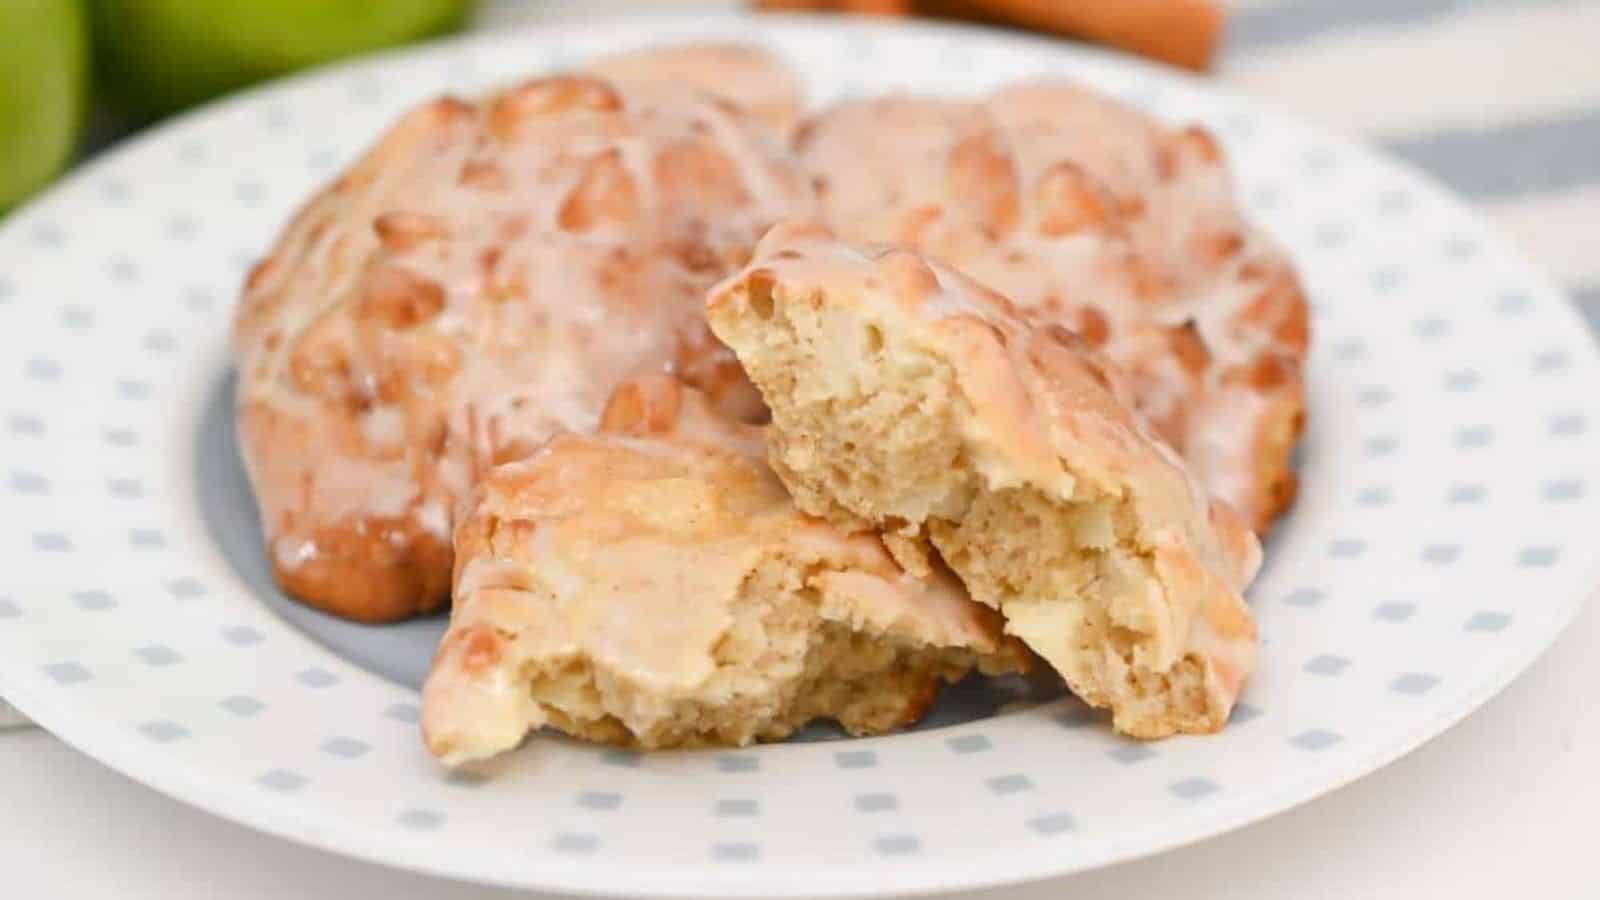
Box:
[1,0,1227,216]
[1,0,1596,325]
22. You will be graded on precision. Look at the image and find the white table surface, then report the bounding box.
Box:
[8,1,1599,896]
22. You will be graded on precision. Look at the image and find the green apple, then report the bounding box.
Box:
[92,0,478,120]
[0,0,90,213]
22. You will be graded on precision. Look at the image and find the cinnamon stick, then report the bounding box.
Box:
[924,0,1223,71]
[752,0,1225,72]
[755,0,913,14]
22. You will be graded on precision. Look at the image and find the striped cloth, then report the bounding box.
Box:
[1222,0,1600,329]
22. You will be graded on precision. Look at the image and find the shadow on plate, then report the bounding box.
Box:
[194,371,1070,740]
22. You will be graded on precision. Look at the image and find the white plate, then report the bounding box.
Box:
[1,14,1597,899]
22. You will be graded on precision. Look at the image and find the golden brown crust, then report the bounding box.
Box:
[794,84,1309,532]
[708,224,1260,737]
[586,43,807,138]
[271,521,452,624]
[235,69,811,622]
[420,376,1025,762]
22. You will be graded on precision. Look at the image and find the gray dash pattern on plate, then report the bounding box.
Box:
[1465,611,1512,632]
[59,307,92,329]
[1109,744,1157,765]
[875,835,921,856]
[322,737,371,759]
[296,668,339,688]
[397,809,444,831]
[1544,480,1583,501]
[1518,546,1560,567]
[134,645,182,667]
[25,358,61,380]
[1548,414,1586,436]
[1373,603,1416,622]
[1391,673,1441,695]
[836,750,877,769]
[74,589,116,608]
[167,578,205,599]
[578,791,622,811]
[718,754,758,773]
[1413,315,1447,337]
[1533,350,1569,372]
[715,799,759,817]
[221,626,264,646]
[1357,386,1392,406]
[1170,778,1219,800]
[43,662,91,684]
[73,591,115,611]
[1327,539,1366,558]
[256,769,308,792]
[713,843,760,862]
[1356,487,1391,506]
[552,833,598,854]
[1304,655,1351,676]
[32,533,72,552]
[1289,729,1342,751]
[855,793,898,813]
[1283,588,1324,607]
[1029,813,1076,835]
[987,774,1034,795]
[10,471,48,493]
[139,720,189,742]
[221,695,266,717]
[129,529,165,548]
[1421,544,1461,564]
